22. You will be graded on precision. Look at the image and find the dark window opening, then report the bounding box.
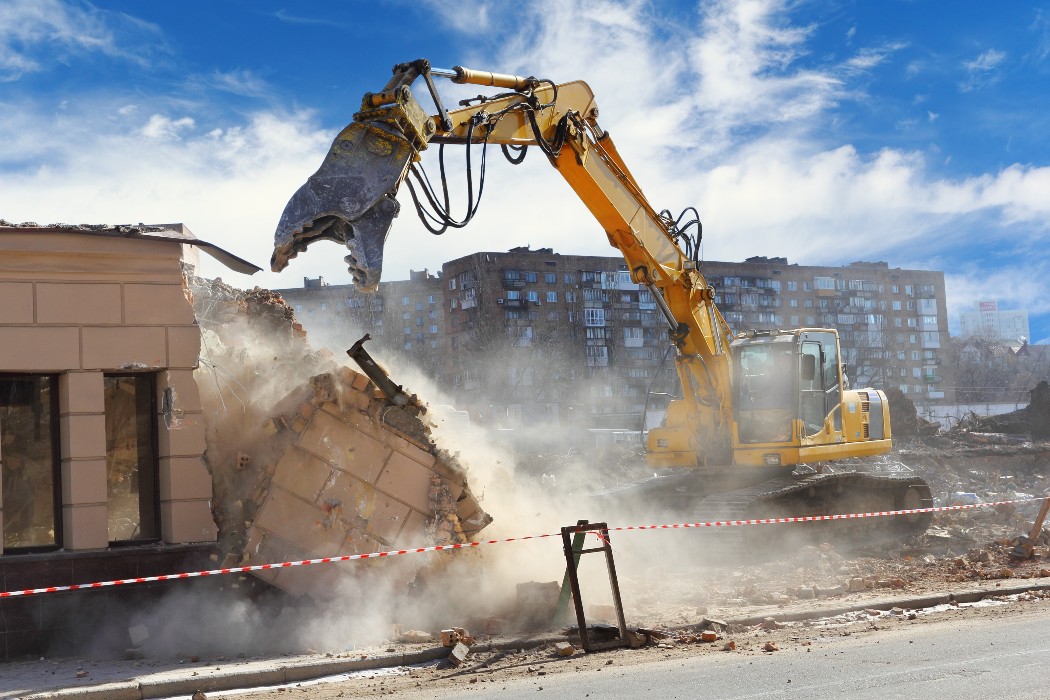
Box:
[1,374,61,552]
[105,374,159,543]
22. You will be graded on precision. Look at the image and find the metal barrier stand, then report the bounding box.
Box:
[560,520,628,652]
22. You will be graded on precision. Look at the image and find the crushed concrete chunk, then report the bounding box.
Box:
[188,276,492,600]
[448,642,471,666]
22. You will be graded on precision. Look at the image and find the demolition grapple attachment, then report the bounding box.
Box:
[270,121,414,291]
[271,60,445,291]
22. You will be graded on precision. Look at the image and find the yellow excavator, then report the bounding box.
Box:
[271,59,932,553]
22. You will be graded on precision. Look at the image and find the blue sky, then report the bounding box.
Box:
[2,1,1049,341]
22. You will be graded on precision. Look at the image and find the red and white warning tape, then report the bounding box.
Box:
[1,496,1044,599]
[609,496,1045,533]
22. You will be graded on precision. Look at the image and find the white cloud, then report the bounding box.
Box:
[965,48,1007,72]
[203,68,273,99]
[961,48,1007,91]
[1,0,1049,335]
[0,0,162,81]
[140,114,196,140]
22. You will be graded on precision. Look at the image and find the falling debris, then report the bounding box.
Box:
[187,276,491,599]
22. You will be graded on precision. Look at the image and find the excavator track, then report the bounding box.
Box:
[688,472,933,558]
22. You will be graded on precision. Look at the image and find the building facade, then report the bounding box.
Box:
[959,300,1030,342]
[0,222,253,657]
[277,249,953,430]
[275,269,446,376]
[702,257,951,408]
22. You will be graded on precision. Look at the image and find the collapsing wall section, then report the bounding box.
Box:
[188,276,491,599]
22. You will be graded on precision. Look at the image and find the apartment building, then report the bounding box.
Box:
[277,249,952,430]
[959,300,1031,342]
[702,257,951,407]
[275,270,445,376]
[441,247,676,430]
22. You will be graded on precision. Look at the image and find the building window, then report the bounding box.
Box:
[402,296,410,306]
[584,308,606,326]
[428,295,436,304]
[526,291,539,302]
[546,291,558,303]
[1,375,60,552]
[429,325,438,334]
[104,374,158,543]
[545,273,556,284]
[319,302,327,311]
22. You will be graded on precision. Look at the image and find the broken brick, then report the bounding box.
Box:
[555,641,575,657]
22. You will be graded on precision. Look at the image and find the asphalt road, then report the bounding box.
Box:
[440,606,1050,700]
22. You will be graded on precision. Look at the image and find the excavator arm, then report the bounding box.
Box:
[273,59,737,465]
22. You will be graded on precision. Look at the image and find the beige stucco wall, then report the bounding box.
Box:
[0,228,215,550]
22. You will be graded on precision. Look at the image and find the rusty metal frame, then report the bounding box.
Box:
[560,520,628,652]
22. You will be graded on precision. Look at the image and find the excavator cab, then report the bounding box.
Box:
[729,329,884,467]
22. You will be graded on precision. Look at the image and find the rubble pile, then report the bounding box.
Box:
[187,276,491,598]
[956,380,1050,437]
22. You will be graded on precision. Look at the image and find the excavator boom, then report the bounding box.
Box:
[272,61,931,550]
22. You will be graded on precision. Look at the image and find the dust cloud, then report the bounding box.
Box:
[77,277,788,660]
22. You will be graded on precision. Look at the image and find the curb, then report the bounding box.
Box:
[17,582,1050,700]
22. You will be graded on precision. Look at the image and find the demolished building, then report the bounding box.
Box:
[0,222,490,658]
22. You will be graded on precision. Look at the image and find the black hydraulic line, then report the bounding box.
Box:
[640,341,677,438]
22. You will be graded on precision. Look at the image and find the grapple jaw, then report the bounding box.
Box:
[271,121,415,291]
